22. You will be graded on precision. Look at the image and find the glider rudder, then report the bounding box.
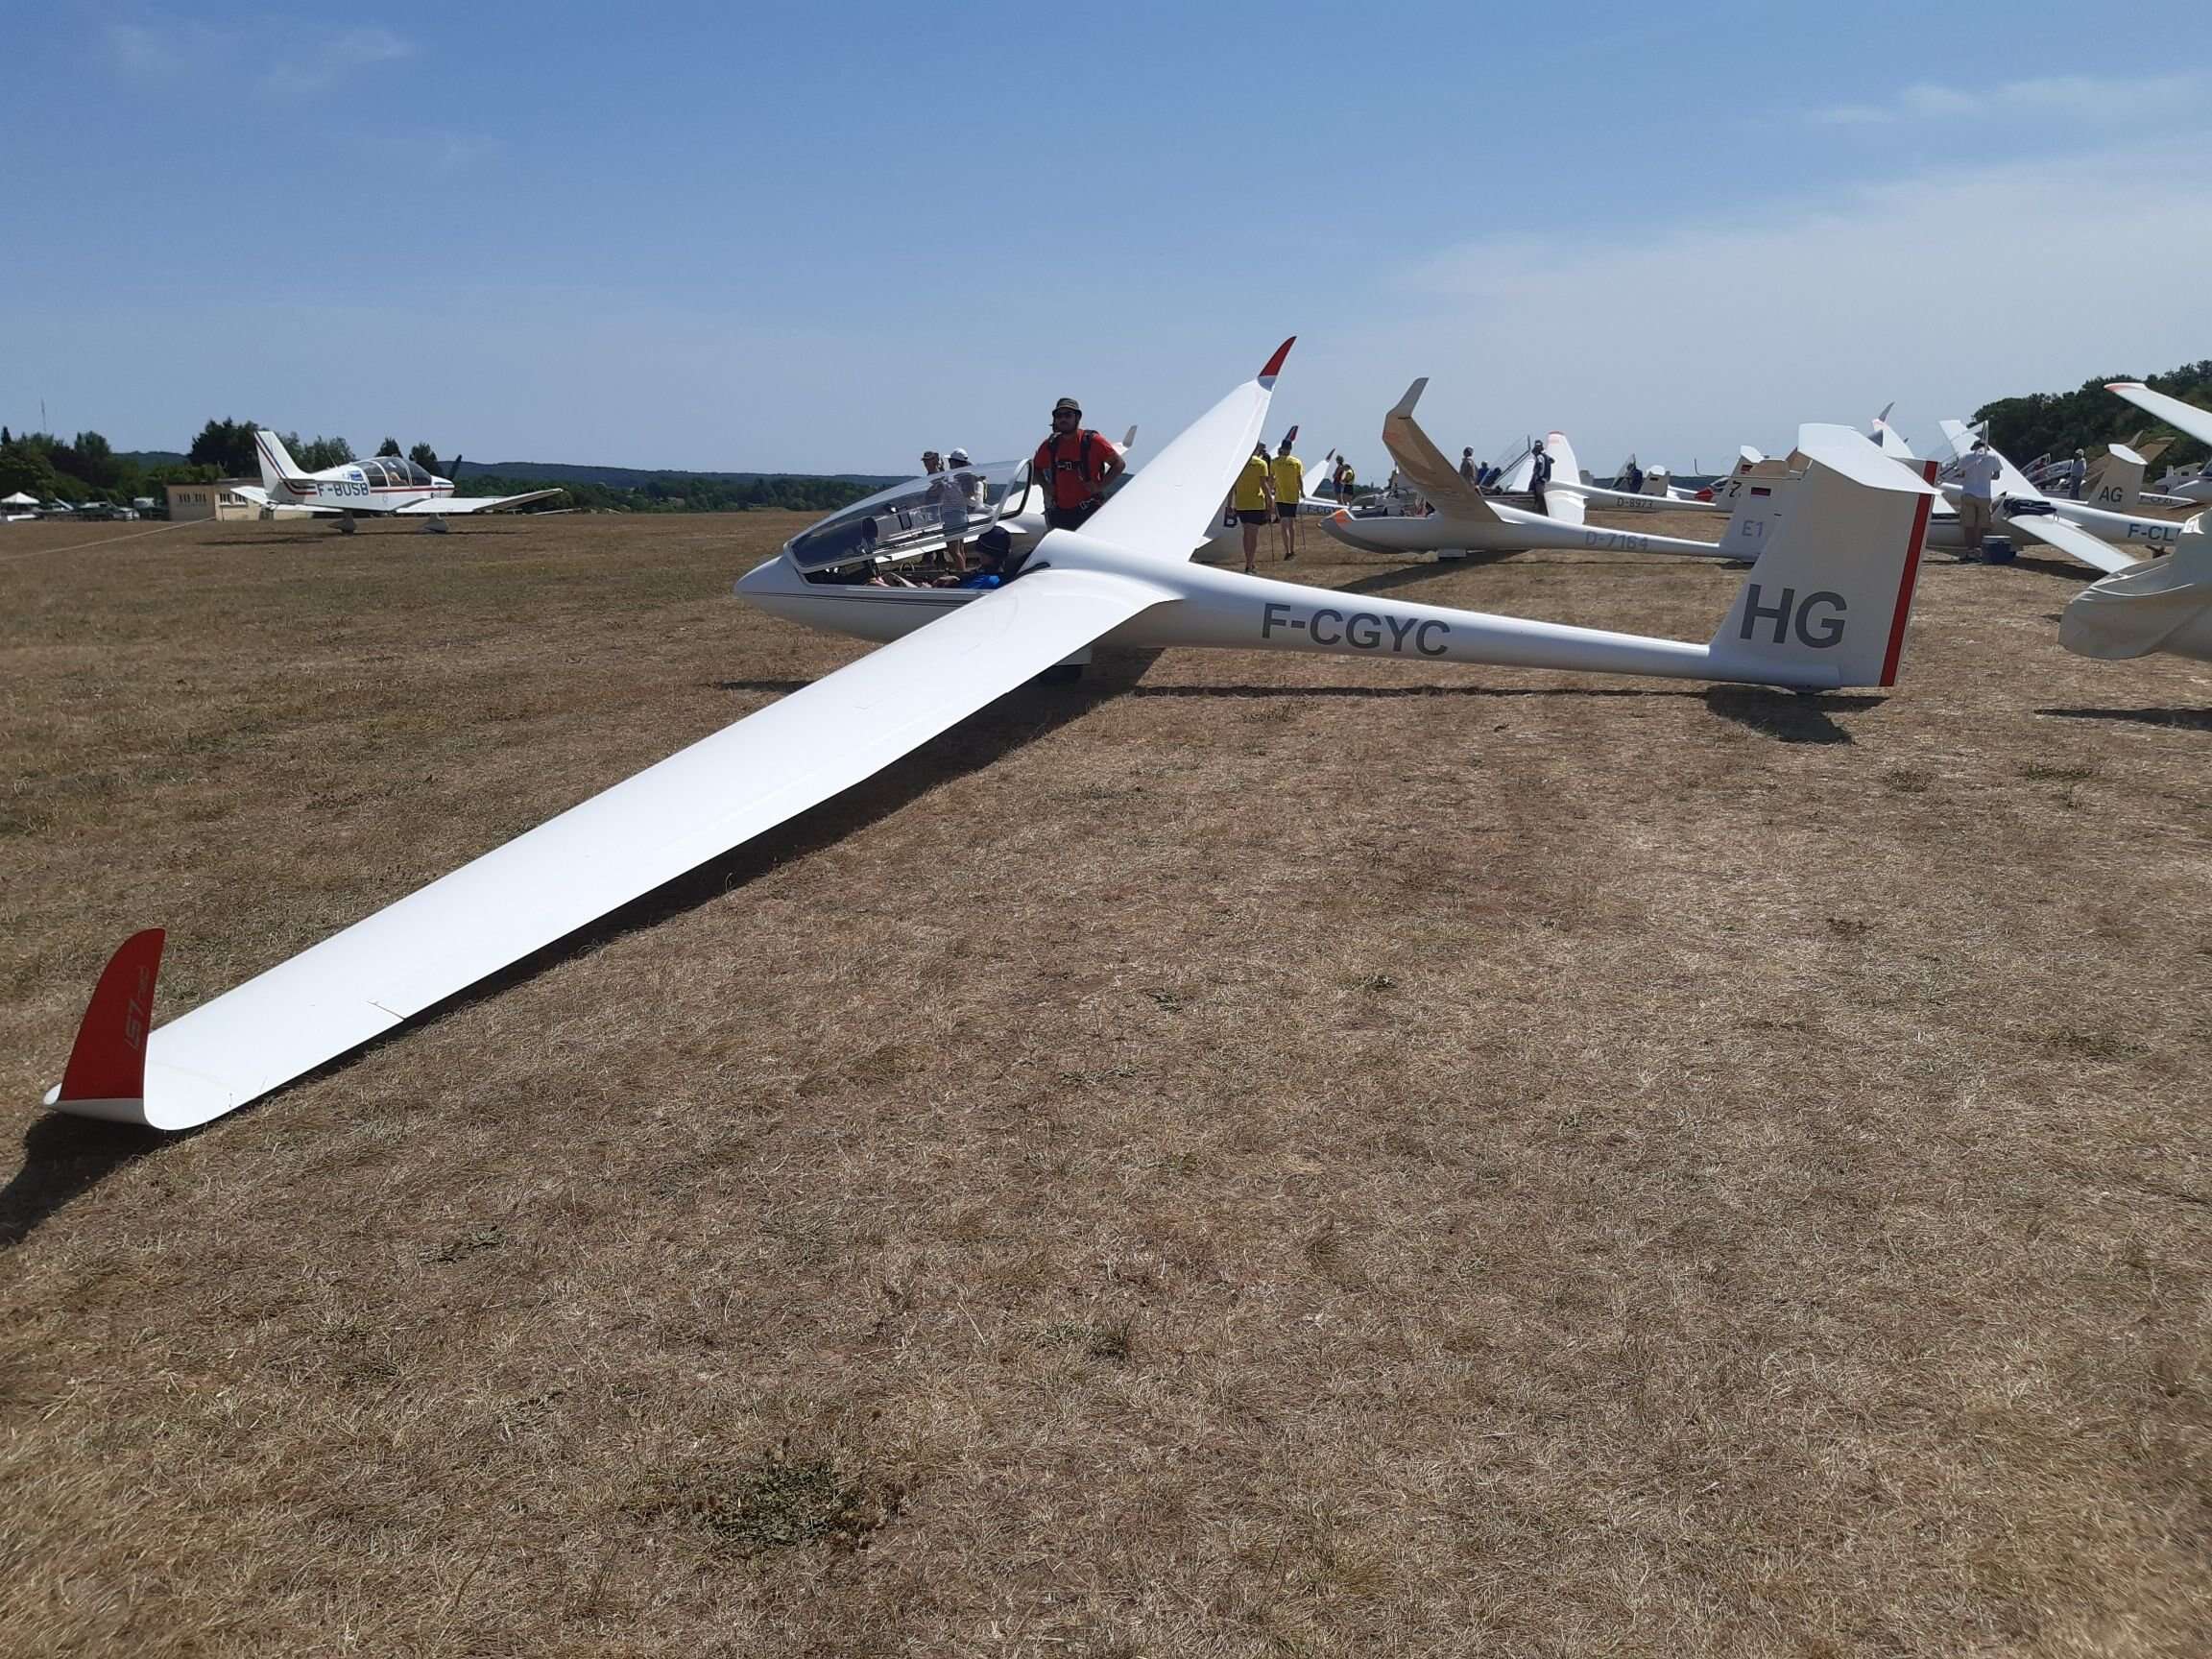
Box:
[1705,439,1937,689]
[53,928,165,1118]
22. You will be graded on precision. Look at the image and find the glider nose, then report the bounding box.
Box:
[734,554,786,600]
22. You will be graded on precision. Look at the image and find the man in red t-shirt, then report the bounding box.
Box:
[1032,397,1127,532]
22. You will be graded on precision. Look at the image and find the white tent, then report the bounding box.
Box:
[1,492,37,507]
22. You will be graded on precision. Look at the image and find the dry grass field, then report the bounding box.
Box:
[3,506,2209,1657]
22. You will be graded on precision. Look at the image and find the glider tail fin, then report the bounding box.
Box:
[1707,438,1938,689]
[2085,444,2147,512]
[1713,452,1796,561]
[253,428,310,493]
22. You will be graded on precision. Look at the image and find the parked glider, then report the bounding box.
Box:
[2055,383,2212,663]
[45,340,1938,1132]
[1321,379,1741,562]
[235,430,564,532]
[1928,419,2187,571]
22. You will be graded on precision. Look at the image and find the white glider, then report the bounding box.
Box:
[1322,379,1743,562]
[47,340,1938,1131]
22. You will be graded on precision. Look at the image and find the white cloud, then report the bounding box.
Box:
[103,17,413,97]
[262,25,414,97]
[1312,137,2212,474]
[1813,73,2204,126]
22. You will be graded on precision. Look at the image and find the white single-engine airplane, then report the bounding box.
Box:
[236,430,564,532]
[44,340,1938,1132]
[1322,379,1739,563]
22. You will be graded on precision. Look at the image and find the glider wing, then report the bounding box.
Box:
[2001,506,2141,575]
[1377,379,1500,522]
[2106,382,2212,449]
[1084,338,1293,561]
[48,564,1179,1130]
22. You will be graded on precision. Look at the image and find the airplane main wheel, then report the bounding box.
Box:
[338,517,357,535]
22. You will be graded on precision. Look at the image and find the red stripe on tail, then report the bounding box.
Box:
[1259,337,1295,385]
[1878,463,1938,687]
[58,929,165,1104]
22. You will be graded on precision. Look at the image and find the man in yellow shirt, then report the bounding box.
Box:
[1232,442,1277,574]
[1269,438,1306,563]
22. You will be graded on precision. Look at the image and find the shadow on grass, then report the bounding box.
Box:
[1127,683,1698,702]
[0,647,1170,1248]
[1702,687,1887,744]
[1338,550,1524,594]
[0,1116,170,1251]
[200,528,526,547]
[2037,706,2212,733]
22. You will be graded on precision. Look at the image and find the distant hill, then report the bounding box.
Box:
[452,460,902,490]
[117,450,188,469]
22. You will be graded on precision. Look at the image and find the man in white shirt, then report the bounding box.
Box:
[1957,439,2006,561]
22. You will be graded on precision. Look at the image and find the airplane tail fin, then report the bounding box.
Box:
[2085,444,2147,512]
[1712,450,1797,560]
[1119,425,1139,453]
[253,428,309,492]
[1706,433,1938,689]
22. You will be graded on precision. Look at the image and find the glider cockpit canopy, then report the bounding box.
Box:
[786,459,1032,575]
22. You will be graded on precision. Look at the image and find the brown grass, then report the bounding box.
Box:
[3,508,2210,1656]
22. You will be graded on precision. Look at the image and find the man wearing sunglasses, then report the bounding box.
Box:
[1032,397,1126,532]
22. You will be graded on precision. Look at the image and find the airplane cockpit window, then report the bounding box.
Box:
[404,461,435,485]
[362,460,394,486]
[785,459,1032,576]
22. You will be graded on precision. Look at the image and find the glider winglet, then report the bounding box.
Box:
[1259,337,1295,386]
[54,928,165,1114]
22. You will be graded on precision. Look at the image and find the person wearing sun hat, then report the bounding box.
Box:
[1032,397,1125,532]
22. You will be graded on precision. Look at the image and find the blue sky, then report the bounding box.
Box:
[6,1,2208,475]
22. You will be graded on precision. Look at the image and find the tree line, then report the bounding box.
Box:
[0,417,876,515]
[1975,360,2211,470]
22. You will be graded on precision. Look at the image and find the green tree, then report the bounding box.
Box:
[375,436,401,457]
[0,440,60,500]
[408,442,441,474]
[188,418,260,476]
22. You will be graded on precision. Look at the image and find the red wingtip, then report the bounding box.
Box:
[1259,337,1296,384]
[2106,381,2144,392]
[58,929,165,1103]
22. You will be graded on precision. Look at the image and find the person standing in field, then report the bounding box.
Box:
[1270,437,1305,563]
[1033,397,1126,532]
[1459,446,1478,486]
[1956,439,2004,561]
[1529,444,1554,516]
[1334,455,1356,502]
[1232,442,1277,574]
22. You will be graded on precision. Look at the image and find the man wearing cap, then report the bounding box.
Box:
[1956,439,2005,561]
[1033,398,1126,533]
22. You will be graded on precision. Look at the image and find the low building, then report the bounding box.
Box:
[165,478,261,521]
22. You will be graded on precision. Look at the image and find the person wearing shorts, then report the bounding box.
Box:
[1956,440,2004,561]
[1270,439,1305,563]
[1232,442,1277,574]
